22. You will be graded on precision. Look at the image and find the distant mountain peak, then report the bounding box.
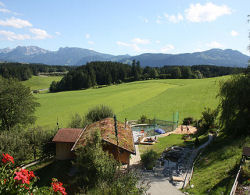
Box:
[0,46,248,67]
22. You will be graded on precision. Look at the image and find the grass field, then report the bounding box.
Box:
[32,76,229,128]
[139,134,208,156]
[22,75,62,90]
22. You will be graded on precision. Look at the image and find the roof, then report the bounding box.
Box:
[52,128,83,143]
[72,118,135,154]
[243,147,250,157]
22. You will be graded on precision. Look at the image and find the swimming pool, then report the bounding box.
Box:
[131,124,158,136]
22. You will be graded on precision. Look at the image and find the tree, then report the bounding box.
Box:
[0,78,40,130]
[74,131,117,188]
[181,66,193,79]
[196,107,218,136]
[218,73,250,136]
[172,67,182,78]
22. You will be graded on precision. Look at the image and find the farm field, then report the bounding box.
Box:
[32,76,229,128]
[22,75,63,91]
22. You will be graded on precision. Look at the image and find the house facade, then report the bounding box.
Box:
[52,118,135,164]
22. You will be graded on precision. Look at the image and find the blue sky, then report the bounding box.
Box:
[0,0,249,55]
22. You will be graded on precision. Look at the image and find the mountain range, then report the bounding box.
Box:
[0,46,249,67]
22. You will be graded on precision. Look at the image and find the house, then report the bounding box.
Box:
[52,128,83,160]
[52,118,136,164]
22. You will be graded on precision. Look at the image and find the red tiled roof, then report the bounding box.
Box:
[52,128,83,143]
[72,118,135,154]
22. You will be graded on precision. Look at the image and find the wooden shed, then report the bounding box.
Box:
[72,118,136,165]
[52,128,83,160]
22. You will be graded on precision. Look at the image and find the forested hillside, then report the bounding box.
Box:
[49,61,245,92]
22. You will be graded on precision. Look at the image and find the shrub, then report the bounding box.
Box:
[68,113,84,128]
[139,115,148,124]
[85,105,114,123]
[141,149,158,170]
[73,131,117,188]
[182,117,194,125]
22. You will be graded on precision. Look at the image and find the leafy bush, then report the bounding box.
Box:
[0,127,56,165]
[182,117,194,125]
[74,131,117,188]
[68,113,84,128]
[74,131,145,194]
[85,105,114,123]
[139,115,148,123]
[141,149,158,170]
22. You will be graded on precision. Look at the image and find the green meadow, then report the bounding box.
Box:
[27,76,229,128]
[22,75,62,91]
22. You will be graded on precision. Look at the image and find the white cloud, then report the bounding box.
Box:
[116,41,130,47]
[132,38,150,45]
[117,39,158,53]
[117,41,143,53]
[185,2,231,22]
[0,1,5,7]
[206,41,224,48]
[55,32,61,36]
[0,8,11,13]
[0,30,31,41]
[144,18,149,23]
[29,28,52,39]
[164,13,183,23]
[88,40,94,45]
[155,40,160,44]
[160,44,175,53]
[0,17,32,28]
[231,30,238,37]
[85,33,90,39]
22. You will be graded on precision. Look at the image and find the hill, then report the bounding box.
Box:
[185,134,250,194]
[0,46,248,67]
[29,76,228,128]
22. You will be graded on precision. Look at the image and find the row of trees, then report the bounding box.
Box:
[50,61,245,92]
[0,62,73,81]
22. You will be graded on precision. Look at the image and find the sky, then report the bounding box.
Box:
[0,0,249,55]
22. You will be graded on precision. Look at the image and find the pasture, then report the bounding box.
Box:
[22,75,62,91]
[30,76,229,128]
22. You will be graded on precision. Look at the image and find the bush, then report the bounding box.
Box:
[74,131,117,188]
[68,113,84,128]
[139,115,148,124]
[182,117,194,125]
[85,105,114,123]
[141,149,158,170]
[0,127,56,165]
[74,131,146,194]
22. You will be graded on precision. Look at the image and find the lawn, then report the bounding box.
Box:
[22,75,62,91]
[33,76,229,128]
[139,134,209,156]
[184,135,250,195]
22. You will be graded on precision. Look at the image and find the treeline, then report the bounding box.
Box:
[50,60,245,92]
[0,62,74,81]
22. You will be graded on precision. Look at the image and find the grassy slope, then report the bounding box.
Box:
[185,135,250,195]
[139,134,208,156]
[33,76,228,128]
[22,75,62,90]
